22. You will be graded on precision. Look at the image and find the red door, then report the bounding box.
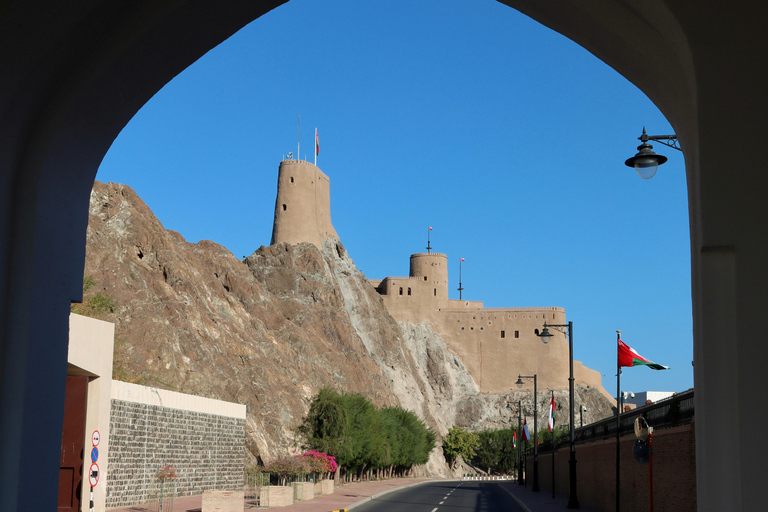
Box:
[59,376,88,511]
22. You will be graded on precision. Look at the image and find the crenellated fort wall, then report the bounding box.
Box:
[371,255,606,396]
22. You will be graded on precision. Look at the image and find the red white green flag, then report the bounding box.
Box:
[548,391,555,431]
[522,418,530,441]
[513,430,517,449]
[618,338,669,370]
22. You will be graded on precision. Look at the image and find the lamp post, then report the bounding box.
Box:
[538,322,579,509]
[624,127,681,179]
[516,374,539,492]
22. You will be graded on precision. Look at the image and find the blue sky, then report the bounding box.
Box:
[97,0,692,396]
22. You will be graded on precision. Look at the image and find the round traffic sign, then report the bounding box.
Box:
[91,430,100,446]
[89,462,99,487]
[91,447,99,463]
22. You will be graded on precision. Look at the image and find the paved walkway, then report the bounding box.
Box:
[497,480,603,512]
[107,477,603,512]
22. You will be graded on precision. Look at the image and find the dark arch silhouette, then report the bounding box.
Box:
[2,1,766,510]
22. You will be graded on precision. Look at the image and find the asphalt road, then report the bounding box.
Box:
[351,480,524,512]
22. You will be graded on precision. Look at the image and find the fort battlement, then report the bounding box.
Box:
[410,252,448,258]
[477,306,565,313]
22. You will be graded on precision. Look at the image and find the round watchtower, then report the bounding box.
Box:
[270,159,338,248]
[410,252,448,304]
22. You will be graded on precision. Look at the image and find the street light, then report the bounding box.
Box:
[516,374,539,492]
[538,322,580,509]
[624,127,681,179]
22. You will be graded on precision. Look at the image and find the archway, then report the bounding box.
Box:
[2,1,766,510]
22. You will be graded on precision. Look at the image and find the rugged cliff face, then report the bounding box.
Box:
[83,181,613,475]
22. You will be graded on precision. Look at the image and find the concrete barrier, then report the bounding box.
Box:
[201,490,244,512]
[259,486,293,507]
[293,481,315,502]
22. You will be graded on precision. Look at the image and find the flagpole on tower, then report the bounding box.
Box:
[427,227,432,253]
[616,330,622,512]
[297,116,300,162]
[314,127,318,166]
[458,258,464,300]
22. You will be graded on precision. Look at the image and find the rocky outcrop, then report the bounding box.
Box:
[83,181,614,476]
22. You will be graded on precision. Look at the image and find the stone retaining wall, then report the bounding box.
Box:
[106,382,246,509]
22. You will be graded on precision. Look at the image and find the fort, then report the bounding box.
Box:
[271,158,606,396]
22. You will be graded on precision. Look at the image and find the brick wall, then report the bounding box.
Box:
[530,422,696,512]
[106,383,246,509]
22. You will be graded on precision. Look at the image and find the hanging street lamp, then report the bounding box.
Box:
[624,127,680,179]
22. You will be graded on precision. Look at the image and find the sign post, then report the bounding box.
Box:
[90,430,100,512]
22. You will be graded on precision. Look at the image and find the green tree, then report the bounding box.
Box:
[339,392,383,477]
[299,391,435,481]
[495,429,518,473]
[297,387,349,463]
[474,430,501,473]
[442,426,480,469]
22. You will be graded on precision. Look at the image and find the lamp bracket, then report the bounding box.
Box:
[543,322,570,336]
[639,131,682,151]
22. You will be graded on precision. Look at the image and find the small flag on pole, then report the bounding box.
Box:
[548,391,555,431]
[513,430,517,449]
[429,226,432,230]
[522,418,530,441]
[460,257,465,261]
[314,128,319,166]
[618,338,669,370]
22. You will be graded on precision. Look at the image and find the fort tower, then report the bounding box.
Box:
[270,159,338,248]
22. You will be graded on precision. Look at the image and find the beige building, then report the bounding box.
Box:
[370,252,605,394]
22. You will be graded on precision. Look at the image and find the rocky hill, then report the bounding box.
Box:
[82,181,614,475]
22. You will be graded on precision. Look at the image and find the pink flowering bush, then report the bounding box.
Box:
[155,465,178,482]
[264,452,338,485]
[301,450,337,476]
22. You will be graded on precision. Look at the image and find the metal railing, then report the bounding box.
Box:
[575,389,694,445]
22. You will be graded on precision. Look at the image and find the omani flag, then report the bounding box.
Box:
[618,338,669,370]
[548,391,555,431]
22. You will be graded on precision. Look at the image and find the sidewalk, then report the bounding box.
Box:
[498,480,603,512]
[107,477,434,512]
[108,477,603,512]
